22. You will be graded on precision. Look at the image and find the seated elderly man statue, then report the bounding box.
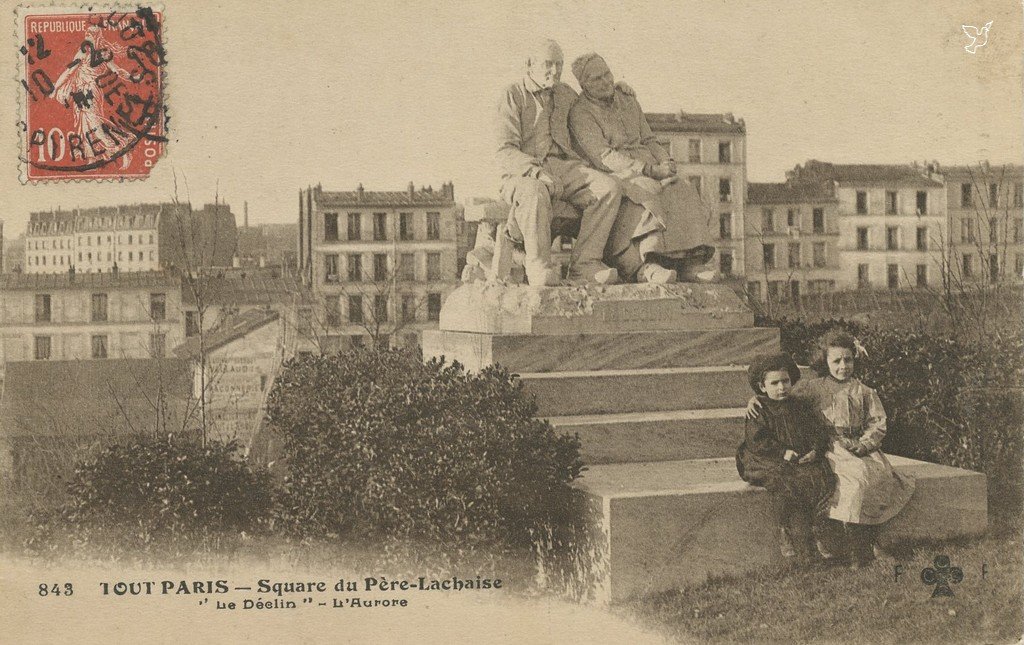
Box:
[568,52,716,283]
[495,39,625,286]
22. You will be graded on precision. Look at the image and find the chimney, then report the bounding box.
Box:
[357,183,364,200]
[442,181,455,201]
[244,201,249,228]
[68,264,75,282]
[408,181,415,198]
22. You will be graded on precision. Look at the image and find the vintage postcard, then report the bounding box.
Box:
[1,1,1021,643]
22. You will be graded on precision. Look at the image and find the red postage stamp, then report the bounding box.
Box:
[17,6,167,182]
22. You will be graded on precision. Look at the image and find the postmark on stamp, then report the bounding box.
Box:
[16,6,167,182]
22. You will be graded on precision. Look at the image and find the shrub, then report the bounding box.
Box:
[29,435,275,553]
[265,348,585,558]
[762,315,1024,531]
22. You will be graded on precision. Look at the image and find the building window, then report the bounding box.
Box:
[150,332,166,358]
[34,335,51,360]
[427,293,442,321]
[426,252,441,281]
[374,295,389,322]
[401,294,416,323]
[961,219,975,242]
[767,281,782,302]
[856,227,869,250]
[35,294,51,322]
[788,243,801,269]
[813,242,826,268]
[399,212,414,241]
[373,213,388,241]
[789,281,801,302]
[812,208,825,234]
[1016,254,1023,278]
[297,308,313,336]
[373,253,388,282]
[916,227,928,251]
[762,243,775,270]
[989,218,999,244]
[324,254,339,282]
[128,234,133,244]
[962,254,974,277]
[348,295,363,323]
[916,191,928,214]
[427,212,441,240]
[746,281,762,301]
[916,264,927,287]
[857,264,870,288]
[347,213,361,241]
[719,178,731,203]
[886,226,899,251]
[324,213,339,242]
[91,293,108,322]
[856,191,867,214]
[150,293,166,321]
[718,141,731,164]
[185,311,199,337]
[961,183,972,208]
[761,208,774,233]
[347,254,362,282]
[989,183,999,208]
[91,334,108,359]
[688,176,702,195]
[989,254,999,282]
[719,212,732,239]
[1014,183,1023,207]
[1015,219,1022,243]
[787,209,798,228]
[687,139,700,163]
[885,191,897,215]
[887,264,899,289]
[399,253,415,281]
[719,250,733,276]
[325,295,341,327]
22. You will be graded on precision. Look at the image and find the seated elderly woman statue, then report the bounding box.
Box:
[568,52,716,283]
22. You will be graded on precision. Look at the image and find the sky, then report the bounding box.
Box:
[1,0,1021,237]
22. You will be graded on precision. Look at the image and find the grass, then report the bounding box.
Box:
[625,535,1023,644]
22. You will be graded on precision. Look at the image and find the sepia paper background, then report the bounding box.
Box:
[1,0,1021,642]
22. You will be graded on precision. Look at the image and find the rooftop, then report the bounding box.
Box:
[0,270,179,291]
[28,203,233,235]
[645,111,746,135]
[789,160,943,187]
[747,181,836,204]
[312,182,456,208]
[180,273,313,307]
[0,358,194,437]
[174,309,280,359]
[938,162,1024,180]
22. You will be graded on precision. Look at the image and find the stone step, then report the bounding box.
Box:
[574,456,987,603]
[422,327,779,373]
[520,366,753,416]
[547,408,745,464]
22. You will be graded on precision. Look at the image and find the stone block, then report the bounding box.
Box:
[575,456,987,603]
[437,282,753,335]
[520,366,751,416]
[421,327,779,373]
[548,408,746,464]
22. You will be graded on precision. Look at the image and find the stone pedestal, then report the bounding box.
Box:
[421,282,989,604]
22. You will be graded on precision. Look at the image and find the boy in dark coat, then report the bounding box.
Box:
[737,353,836,560]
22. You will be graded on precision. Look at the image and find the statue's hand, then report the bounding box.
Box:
[615,80,636,97]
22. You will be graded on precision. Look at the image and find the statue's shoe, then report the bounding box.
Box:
[639,262,678,284]
[567,261,619,285]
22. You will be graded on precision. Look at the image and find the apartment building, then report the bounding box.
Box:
[786,161,947,290]
[940,162,1024,283]
[298,182,459,350]
[646,111,747,276]
[0,271,184,377]
[744,181,841,302]
[25,203,237,274]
